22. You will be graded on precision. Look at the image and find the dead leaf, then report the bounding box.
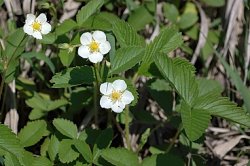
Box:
[213,135,250,158]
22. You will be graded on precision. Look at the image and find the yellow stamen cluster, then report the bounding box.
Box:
[111,91,122,102]
[89,41,100,52]
[32,21,42,32]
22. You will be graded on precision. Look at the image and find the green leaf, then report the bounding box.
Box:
[28,109,45,120]
[73,139,92,163]
[68,87,92,114]
[26,93,68,112]
[154,54,198,105]
[148,79,172,92]
[200,0,225,7]
[141,153,184,166]
[48,135,59,161]
[185,24,199,40]
[16,77,36,96]
[107,33,116,64]
[47,99,68,111]
[4,28,27,83]
[81,12,119,31]
[50,66,94,88]
[148,79,173,114]
[40,33,56,44]
[138,27,183,75]
[21,52,55,73]
[197,78,223,97]
[112,19,145,47]
[217,55,250,113]
[0,124,23,159]
[4,152,22,166]
[138,129,150,151]
[58,139,79,163]
[5,28,26,59]
[178,2,198,29]
[4,58,19,83]
[93,128,113,164]
[163,3,179,23]
[19,151,35,166]
[56,19,77,36]
[128,5,154,31]
[58,49,75,67]
[18,120,47,147]
[180,101,211,141]
[101,148,139,166]
[110,46,144,74]
[53,118,78,139]
[0,0,4,6]
[179,13,198,30]
[76,0,104,26]
[26,93,47,110]
[33,156,53,166]
[193,92,250,127]
[40,137,50,156]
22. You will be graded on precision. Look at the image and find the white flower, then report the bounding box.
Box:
[78,30,111,63]
[23,13,52,39]
[100,80,134,113]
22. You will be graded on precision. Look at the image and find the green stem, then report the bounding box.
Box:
[0,35,26,101]
[0,84,7,116]
[132,72,138,84]
[6,36,26,68]
[166,123,183,153]
[94,63,101,84]
[187,141,193,166]
[0,73,5,122]
[125,106,131,150]
[0,72,5,102]
[93,63,101,126]
[107,111,112,127]
[93,82,98,125]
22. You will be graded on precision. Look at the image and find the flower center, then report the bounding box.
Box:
[89,41,99,52]
[111,91,122,102]
[32,21,42,31]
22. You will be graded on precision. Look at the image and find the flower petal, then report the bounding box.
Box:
[99,41,111,54]
[88,52,103,63]
[36,13,47,23]
[23,24,33,35]
[78,45,90,58]
[111,101,125,113]
[121,90,134,105]
[100,96,113,109]
[80,32,92,45]
[41,22,51,34]
[93,30,106,42]
[112,80,127,91]
[26,14,35,24]
[32,31,42,39]
[100,82,113,95]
